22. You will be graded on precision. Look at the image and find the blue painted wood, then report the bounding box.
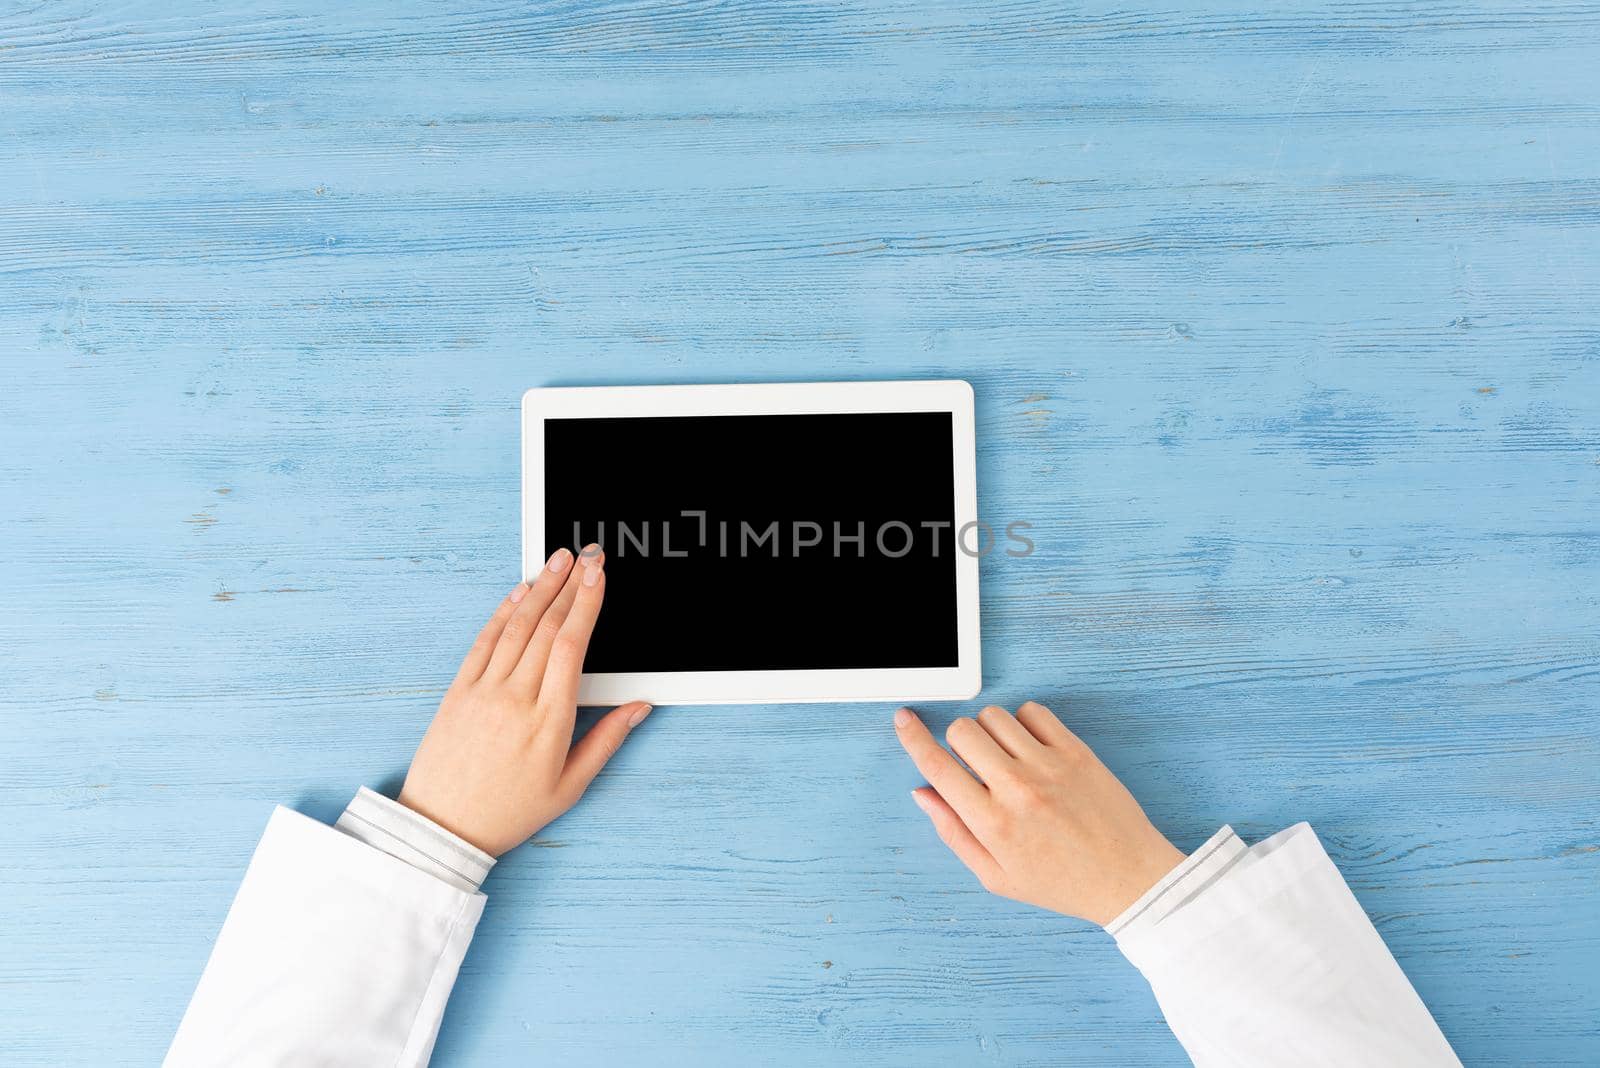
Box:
[2,2,1597,1064]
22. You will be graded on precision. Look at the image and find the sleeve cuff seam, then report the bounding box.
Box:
[339,807,483,890]
[1107,825,1237,935]
[350,787,493,869]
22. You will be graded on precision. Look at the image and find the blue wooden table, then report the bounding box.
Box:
[3,3,1597,1064]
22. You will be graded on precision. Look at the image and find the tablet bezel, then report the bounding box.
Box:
[522,380,980,706]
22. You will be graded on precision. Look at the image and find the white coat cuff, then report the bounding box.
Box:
[1105,825,1248,938]
[335,786,495,894]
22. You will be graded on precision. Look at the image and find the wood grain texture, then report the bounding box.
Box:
[1,1,1597,1064]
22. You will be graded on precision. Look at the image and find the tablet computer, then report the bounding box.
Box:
[522,380,980,705]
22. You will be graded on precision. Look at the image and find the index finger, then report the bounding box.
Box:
[535,555,607,723]
[893,707,991,824]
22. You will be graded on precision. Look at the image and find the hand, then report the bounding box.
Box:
[397,546,652,856]
[894,702,1184,926]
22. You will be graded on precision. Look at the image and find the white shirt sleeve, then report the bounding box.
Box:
[164,793,494,1068]
[1109,823,1461,1067]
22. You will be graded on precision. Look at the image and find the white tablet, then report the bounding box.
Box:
[522,380,980,706]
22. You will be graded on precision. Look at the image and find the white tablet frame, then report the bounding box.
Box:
[522,380,981,706]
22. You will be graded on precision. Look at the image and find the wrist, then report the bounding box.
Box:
[1139,839,1188,892]
[1097,838,1187,928]
[396,788,488,856]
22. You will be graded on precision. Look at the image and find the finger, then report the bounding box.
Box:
[532,553,606,717]
[944,717,1013,783]
[504,544,601,688]
[485,546,577,678]
[453,585,524,687]
[911,787,1004,891]
[976,705,1040,759]
[893,707,990,822]
[556,701,653,805]
[1016,699,1078,748]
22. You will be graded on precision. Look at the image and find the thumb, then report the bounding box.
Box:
[557,701,653,803]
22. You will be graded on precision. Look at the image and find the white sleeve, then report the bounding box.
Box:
[165,795,495,1068]
[1109,824,1460,1068]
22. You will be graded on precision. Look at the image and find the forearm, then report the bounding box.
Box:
[170,549,652,1065]
[165,794,492,1068]
[1111,824,1460,1068]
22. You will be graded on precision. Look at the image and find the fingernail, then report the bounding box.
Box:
[628,703,652,728]
[582,561,601,587]
[910,790,932,812]
[894,707,914,729]
[547,547,571,573]
[580,542,601,561]
[509,583,528,604]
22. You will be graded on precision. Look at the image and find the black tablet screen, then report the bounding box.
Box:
[544,412,958,673]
